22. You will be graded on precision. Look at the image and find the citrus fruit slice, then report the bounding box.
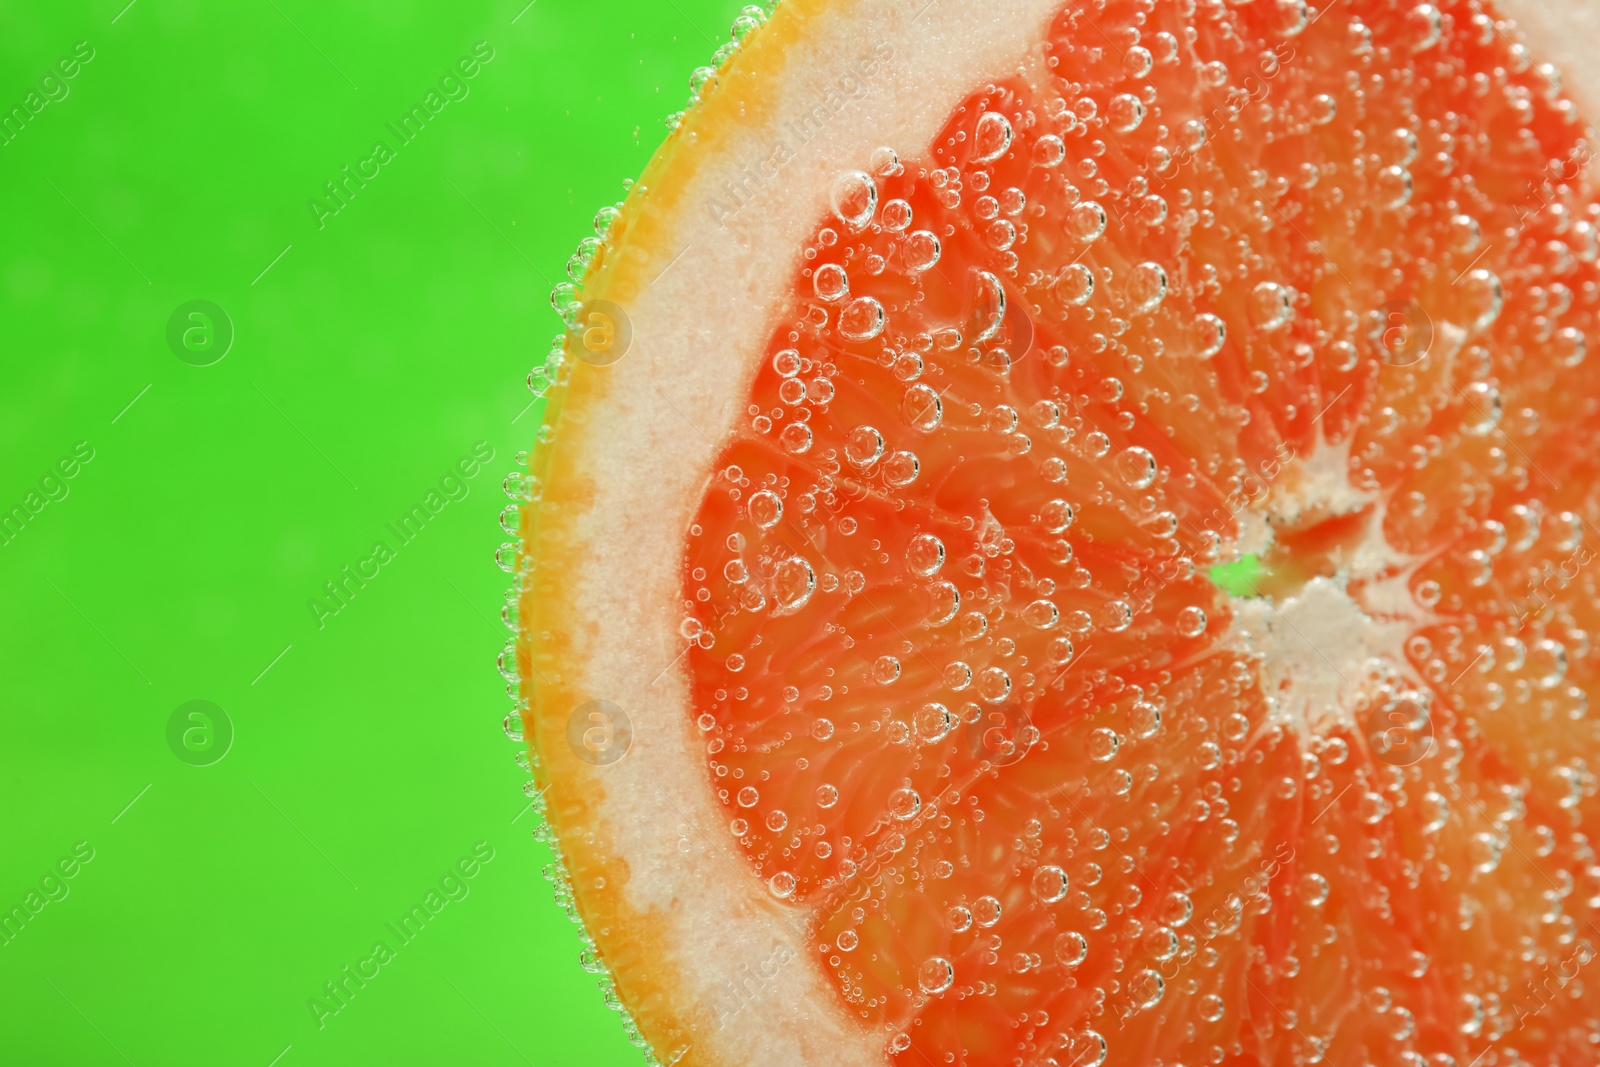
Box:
[516,0,1600,1063]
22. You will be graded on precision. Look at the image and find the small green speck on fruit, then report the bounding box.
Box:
[1209,554,1263,598]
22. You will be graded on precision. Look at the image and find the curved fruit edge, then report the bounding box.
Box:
[514,2,853,1064]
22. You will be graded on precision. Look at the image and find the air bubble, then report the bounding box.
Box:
[916,702,954,743]
[1069,201,1108,242]
[1196,313,1226,358]
[1041,499,1076,534]
[882,198,912,232]
[1131,969,1165,1009]
[1376,164,1413,209]
[1459,382,1501,436]
[974,665,1010,704]
[1269,0,1308,37]
[592,204,621,237]
[1131,700,1162,739]
[888,786,921,820]
[884,450,920,486]
[1388,127,1420,167]
[1450,213,1482,253]
[869,145,902,177]
[1033,864,1069,903]
[1248,282,1294,331]
[1407,2,1443,52]
[747,490,783,529]
[829,170,877,229]
[970,271,1006,343]
[1066,1031,1107,1067]
[903,384,943,432]
[1055,930,1088,967]
[1088,727,1119,762]
[917,956,955,994]
[1301,873,1330,906]
[772,557,816,614]
[1054,263,1095,307]
[972,111,1014,163]
[813,263,848,302]
[845,425,885,468]
[839,296,885,342]
[1529,637,1568,689]
[779,422,812,454]
[1556,325,1587,367]
[1023,599,1060,630]
[1107,93,1145,132]
[921,585,953,627]
[905,230,942,272]
[1127,262,1168,314]
[907,532,946,576]
[1469,831,1502,875]
[1115,447,1158,489]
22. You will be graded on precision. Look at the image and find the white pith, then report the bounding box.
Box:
[543,1,1600,1064]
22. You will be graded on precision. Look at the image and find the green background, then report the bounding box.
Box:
[0,1,742,1062]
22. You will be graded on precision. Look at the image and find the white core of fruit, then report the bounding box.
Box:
[1227,578,1412,736]
[1222,442,1423,738]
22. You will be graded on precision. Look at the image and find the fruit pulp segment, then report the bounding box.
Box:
[682,0,1600,1063]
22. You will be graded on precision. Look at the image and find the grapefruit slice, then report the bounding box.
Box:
[515,1,1600,1063]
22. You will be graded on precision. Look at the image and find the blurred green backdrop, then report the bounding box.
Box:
[0,1,742,1062]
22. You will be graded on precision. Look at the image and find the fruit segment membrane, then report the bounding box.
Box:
[679,0,1600,1062]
